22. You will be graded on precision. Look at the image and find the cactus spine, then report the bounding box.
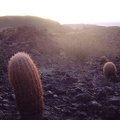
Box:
[8,52,44,120]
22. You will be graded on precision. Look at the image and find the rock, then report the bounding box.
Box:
[53,94,58,98]
[3,103,10,108]
[88,100,102,111]
[9,94,15,101]
[64,74,77,84]
[0,96,3,101]
[55,89,66,95]
[0,103,2,107]
[43,116,49,120]
[108,96,120,106]
[96,89,107,100]
[75,88,83,93]
[104,86,114,95]
[43,110,51,120]
[54,71,66,76]
[67,89,78,96]
[44,84,53,91]
[71,103,78,108]
[76,111,87,119]
[2,99,9,103]
[105,106,119,119]
[54,106,61,111]
[78,104,88,111]
[76,93,92,103]
[45,90,53,98]
[62,97,71,103]
[115,92,119,96]
[61,108,71,116]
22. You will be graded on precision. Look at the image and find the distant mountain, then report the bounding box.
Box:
[92,22,120,26]
[63,22,120,30]
[63,24,104,30]
[0,16,72,32]
[63,23,120,34]
[63,24,109,34]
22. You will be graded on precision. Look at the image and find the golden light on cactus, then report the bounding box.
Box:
[103,62,117,79]
[8,52,44,119]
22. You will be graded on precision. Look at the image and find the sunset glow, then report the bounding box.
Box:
[0,0,120,24]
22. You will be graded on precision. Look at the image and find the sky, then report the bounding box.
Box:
[0,0,120,24]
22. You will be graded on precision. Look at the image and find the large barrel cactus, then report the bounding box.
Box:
[8,52,44,120]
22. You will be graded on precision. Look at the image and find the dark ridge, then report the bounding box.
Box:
[0,16,72,33]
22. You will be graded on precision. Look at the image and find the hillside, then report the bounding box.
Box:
[0,24,120,120]
[56,24,120,61]
[0,16,72,33]
[0,26,60,73]
[63,24,102,30]
[63,23,120,29]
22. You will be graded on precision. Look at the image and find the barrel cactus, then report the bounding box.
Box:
[8,52,44,120]
[103,62,117,79]
[100,56,109,63]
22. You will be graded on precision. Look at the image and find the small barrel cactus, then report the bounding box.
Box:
[103,62,117,79]
[8,52,44,120]
[100,56,109,63]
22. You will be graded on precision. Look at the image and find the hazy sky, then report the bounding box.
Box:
[0,0,120,24]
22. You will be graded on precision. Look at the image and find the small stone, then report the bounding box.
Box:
[105,86,114,95]
[44,105,51,111]
[115,92,119,96]
[54,106,61,110]
[2,99,9,103]
[45,90,53,98]
[64,74,77,84]
[9,94,15,101]
[47,90,53,94]
[78,104,88,111]
[53,94,58,98]
[96,89,107,100]
[106,106,119,119]
[61,108,71,115]
[68,89,77,96]
[0,96,3,100]
[55,89,66,95]
[3,103,10,108]
[71,103,78,108]
[69,106,77,112]
[43,110,51,118]
[75,88,83,93]
[78,112,87,118]
[44,84,53,91]
[76,93,92,103]
[108,96,120,106]
[88,100,102,110]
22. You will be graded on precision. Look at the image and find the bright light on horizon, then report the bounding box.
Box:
[0,0,120,24]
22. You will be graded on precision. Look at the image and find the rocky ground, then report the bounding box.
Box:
[0,26,120,120]
[0,55,120,120]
